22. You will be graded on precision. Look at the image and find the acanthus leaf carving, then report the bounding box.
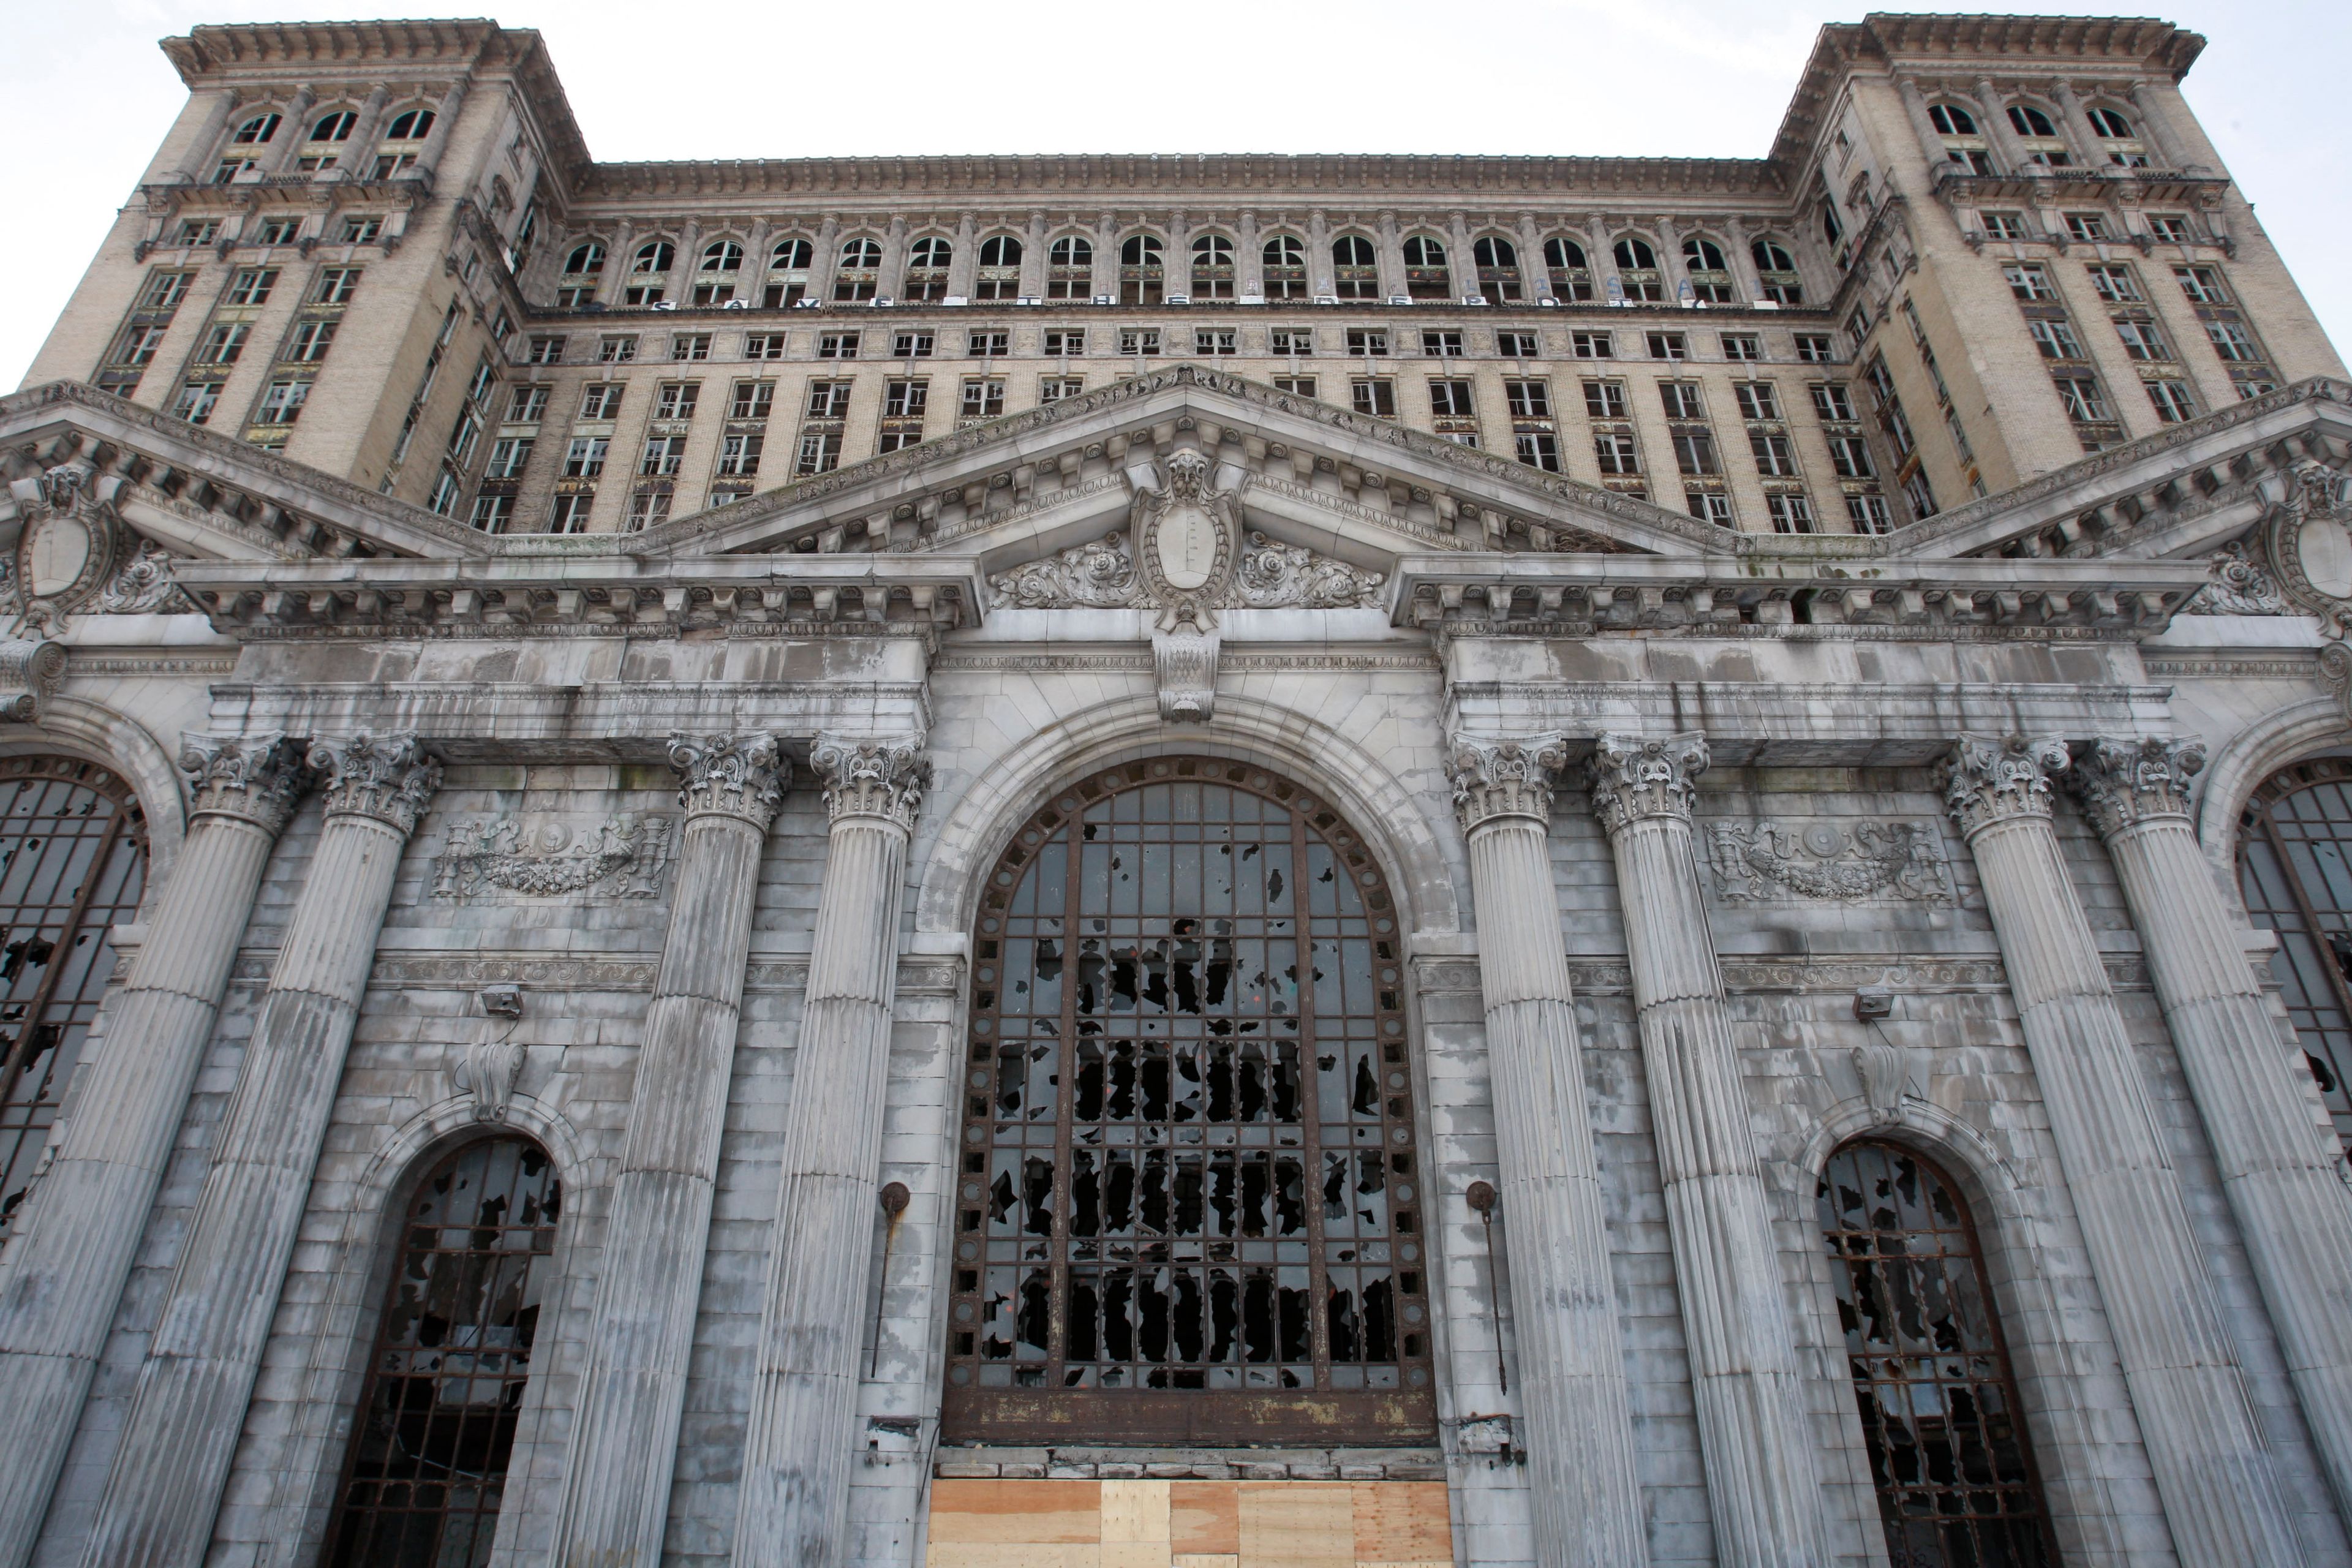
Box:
[2067,736,2205,839]
[988,532,1142,609]
[93,536,196,617]
[810,735,930,830]
[433,815,677,902]
[1941,734,2069,838]
[1588,732,1709,834]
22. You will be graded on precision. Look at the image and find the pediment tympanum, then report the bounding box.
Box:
[2,461,194,633]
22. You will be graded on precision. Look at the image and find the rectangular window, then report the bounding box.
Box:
[599,335,638,363]
[805,380,853,420]
[876,428,922,453]
[526,336,565,365]
[2206,321,2261,361]
[1594,432,1641,475]
[116,326,170,366]
[1515,432,1562,472]
[1350,379,1396,417]
[565,436,609,477]
[1687,489,1735,527]
[1846,493,1893,535]
[484,437,533,478]
[1645,331,1688,360]
[2174,266,2230,304]
[1038,376,1084,403]
[1504,379,1552,418]
[197,322,249,365]
[795,431,842,475]
[2054,375,2110,421]
[1981,211,2029,240]
[671,333,712,361]
[884,379,929,418]
[2148,380,2198,423]
[2003,263,2058,301]
[1812,382,1858,422]
[1794,333,1836,363]
[254,379,310,424]
[818,332,861,359]
[2086,263,2143,303]
[470,492,516,533]
[655,382,699,420]
[960,379,1006,420]
[141,271,196,311]
[744,332,787,360]
[2114,319,2171,361]
[1194,329,1238,356]
[968,330,1010,358]
[1750,432,1800,477]
[1902,469,1939,521]
[548,492,594,533]
[1420,330,1464,356]
[174,219,221,245]
[225,268,278,306]
[1732,382,1780,420]
[285,319,337,363]
[1496,331,1540,358]
[1827,434,1875,478]
[1272,375,1316,398]
[1583,380,1629,420]
[1721,333,1763,362]
[2065,211,2108,242]
[1346,330,1390,356]
[1766,492,1815,533]
[731,381,775,420]
[627,491,671,531]
[716,432,765,477]
[1043,330,1085,356]
[1672,430,1719,476]
[340,216,383,243]
[428,469,464,517]
[1659,382,1705,420]
[640,434,687,477]
[2148,214,2193,244]
[579,383,623,420]
[1120,329,1161,356]
[1429,379,1476,417]
[2029,317,2084,360]
[447,410,483,468]
[506,386,549,423]
[173,381,224,424]
[1571,330,1614,359]
[1270,328,1314,356]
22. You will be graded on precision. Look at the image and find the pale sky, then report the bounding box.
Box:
[5,1,2345,391]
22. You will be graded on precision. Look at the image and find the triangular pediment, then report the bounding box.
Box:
[633,364,1733,572]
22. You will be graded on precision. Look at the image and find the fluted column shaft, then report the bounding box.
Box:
[734,738,928,1568]
[0,734,307,1568]
[2075,737,2352,1523]
[1591,734,1827,1568]
[551,736,785,1568]
[83,735,439,1568]
[1447,736,1647,1568]
[1947,735,2304,1568]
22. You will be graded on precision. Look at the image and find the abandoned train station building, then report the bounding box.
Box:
[7,9,2352,1566]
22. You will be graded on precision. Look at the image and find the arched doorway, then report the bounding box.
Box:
[2237,757,2352,1150]
[941,756,1434,1444]
[1819,1139,2054,1567]
[0,755,147,1229]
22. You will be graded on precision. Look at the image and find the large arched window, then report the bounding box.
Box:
[0,756,146,1230]
[327,1137,562,1568]
[2236,758,2352,1150]
[942,758,1433,1446]
[1819,1140,2052,1568]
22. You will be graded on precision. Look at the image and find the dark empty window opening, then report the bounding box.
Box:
[2237,758,2352,1153]
[941,759,1433,1446]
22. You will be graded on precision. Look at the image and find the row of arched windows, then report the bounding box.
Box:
[228,106,436,148]
[555,225,1809,308]
[216,104,439,184]
[1924,94,2151,172]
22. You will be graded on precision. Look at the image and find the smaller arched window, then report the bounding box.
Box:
[835,236,883,301]
[906,236,954,301]
[1119,234,1164,305]
[232,112,281,145]
[2087,106,2132,139]
[692,239,745,306]
[1682,236,1727,272]
[1750,238,1803,305]
[621,240,675,306]
[1047,234,1092,300]
[1262,234,1307,299]
[764,237,814,307]
[309,110,358,142]
[1400,234,1449,299]
[1542,236,1593,301]
[771,236,813,271]
[1332,234,1378,300]
[978,234,1021,268]
[1190,233,1234,300]
[631,239,674,274]
[701,239,743,272]
[325,1138,562,1568]
[1473,236,1521,301]
[1751,238,1798,273]
[2006,102,2072,168]
[1613,236,1662,301]
[383,108,436,141]
[1822,203,1844,245]
[975,235,1020,300]
[1681,236,1733,303]
[2007,104,2057,138]
[2086,105,2148,167]
[563,242,605,279]
[1928,102,1977,137]
[1819,1142,2052,1568]
[840,236,884,268]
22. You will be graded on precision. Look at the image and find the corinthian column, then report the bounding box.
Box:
[552,735,785,1568]
[83,733,439,1568]
[1945,735,2304,1568]
[735,737,929,1568]
[1588,733,1828,1568]
[1445,735,1647,1568]
[2071,737,2352,1523]
[0,734,308,1568]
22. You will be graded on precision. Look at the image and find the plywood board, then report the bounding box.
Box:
[927,1479,1102,1544]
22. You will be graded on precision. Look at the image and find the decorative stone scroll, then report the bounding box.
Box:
[0,640,67,725]
[92,537,195,616]
[432,815,676,902]
[311,731,441,836]
[1706,818,1954,903]
[1447,732,1569,831]
[1942,734,2069,838]
[1586,732,1709,832]
[810,736,930,831]
[2182,540,2289,616]
[671,732,787,827]
[2067,736,2206,837]
[178,732,311,834]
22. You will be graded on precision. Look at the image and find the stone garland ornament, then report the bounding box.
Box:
[1706,819,1954,903]
[2264,461,2352,633]
[810,735,930,831]
[432,816,676,901]
[1941,734,2070,837]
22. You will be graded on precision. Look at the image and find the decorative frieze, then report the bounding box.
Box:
[810,735,930,829]
[671,731,787,827]
[1445,732,1567,831]
[1586,731,1708,832]
[1940,733,2068,838]
[310,731,441,835]
[1705,817,1954,903]
[178,731,310,834]
[431,815,676,902]
[2067,736,2206,837]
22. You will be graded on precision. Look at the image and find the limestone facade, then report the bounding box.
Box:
[4,11,2352,1568]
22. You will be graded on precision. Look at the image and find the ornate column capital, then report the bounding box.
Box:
[178,733,311,835]
[669,733,787,829]
[2068,736,2206,839]
[1587,732,1709,835]
[1941,733,2069,838]
[309,731,440,837]
[1446,732,1567,833]
[810,736,930,832]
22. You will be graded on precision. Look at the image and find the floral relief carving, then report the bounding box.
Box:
[432,815,676,902]
[989,532,1142,609]
[93,536,195,616]
[1706,818,1954,903]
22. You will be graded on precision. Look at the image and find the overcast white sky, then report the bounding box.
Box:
[5,1,2345,390]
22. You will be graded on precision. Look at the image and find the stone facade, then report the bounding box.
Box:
[3,11,2352,1568]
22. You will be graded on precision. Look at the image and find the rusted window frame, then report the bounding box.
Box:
[2238,758,2352,1150]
